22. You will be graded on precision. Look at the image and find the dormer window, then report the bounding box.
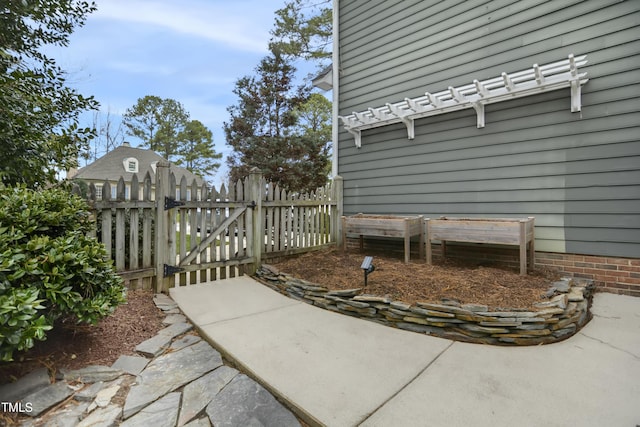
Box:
[123,157,139,173]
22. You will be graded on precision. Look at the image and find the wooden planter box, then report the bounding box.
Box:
[342,214,424,263]
[425,217,535,275]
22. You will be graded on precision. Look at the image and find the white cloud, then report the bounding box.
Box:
[107,60,175,76]
[94,0,275,53]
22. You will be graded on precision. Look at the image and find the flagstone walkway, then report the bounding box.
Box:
[3,293,300,427]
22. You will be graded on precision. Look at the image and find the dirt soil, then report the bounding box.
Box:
[271,248,559,309]
[0,289,165,386]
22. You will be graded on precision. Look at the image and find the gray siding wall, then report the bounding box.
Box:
[337,0,640,257]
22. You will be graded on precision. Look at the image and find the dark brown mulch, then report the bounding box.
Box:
[0,289,165,385]
[270,248,559,309]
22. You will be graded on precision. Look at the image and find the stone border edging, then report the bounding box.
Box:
[256,265,595,346]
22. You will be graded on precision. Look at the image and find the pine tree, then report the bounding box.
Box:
[178,120,222,180]
[224,51,330,193]
[269,0,332,63]
[123,96,222,180]
[122,96,189,163]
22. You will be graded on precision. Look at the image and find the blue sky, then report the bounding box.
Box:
[50,0,310,184]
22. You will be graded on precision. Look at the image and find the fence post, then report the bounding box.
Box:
[332,175,343,247]
[247,167,263,275]
[154,161,172,293]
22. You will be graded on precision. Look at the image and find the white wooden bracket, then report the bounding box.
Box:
[347,128,362,148]
[339,54,589,148]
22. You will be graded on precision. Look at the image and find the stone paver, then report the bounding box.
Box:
[45,400,90,427]
[163,313,187,325]
[134,333,173,357]
[88,381,121,411]
[206,374,301,427]
[157,321,193,338]
[183,418,212,427]
[133,319,192,358]
[123,340,222,419]
[169,334,201,351]
[63,365,123,383]
[121,392,181,427]
[0,367,50,402]
[153,293,178,311]
[24,382,74,417]
[76,403,122,427]
[178,366,239,426]
[74,381,106,402]
[112,354,149,376]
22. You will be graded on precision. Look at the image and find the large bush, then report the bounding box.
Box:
[0,186,125,361]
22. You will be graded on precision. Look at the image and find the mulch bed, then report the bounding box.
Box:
[0,289,165,385]
[270,248,559,309]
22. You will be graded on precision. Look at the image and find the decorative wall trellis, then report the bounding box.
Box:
[80,162,342,293]
[339,54,589,147]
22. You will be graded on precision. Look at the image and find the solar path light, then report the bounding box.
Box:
[360,256,375,287]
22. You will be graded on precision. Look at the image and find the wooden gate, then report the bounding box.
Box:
[83,162,342,293]
[155,163,263,293]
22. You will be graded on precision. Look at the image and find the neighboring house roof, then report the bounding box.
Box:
[73,144,204,187]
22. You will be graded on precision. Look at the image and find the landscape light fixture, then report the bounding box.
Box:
[360,256,375,287]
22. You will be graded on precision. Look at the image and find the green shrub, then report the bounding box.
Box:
[0,186,125,361]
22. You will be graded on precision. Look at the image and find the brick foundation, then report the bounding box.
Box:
[535,252,640,298]
[345,237,640,297]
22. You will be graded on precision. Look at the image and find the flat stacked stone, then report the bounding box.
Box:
[256,264,595,346]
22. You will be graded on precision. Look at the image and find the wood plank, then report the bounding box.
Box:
[115,178,126,271]
[228,181,237,279]
[218,183,227,281]
[117,267,156,281]
[266,183,274,253]
[211,185,224,281]
[129,175,140,271]
[299,197,306,248]
[310,200,317,246]
[292,194,299,249]
[168,171,178,288]
[101,181,112,260]
[262,243,336,259]
[343,214,424,263]
[178,176,188,286]
[274,185,282,252]
[141,174,153,290]
[189,179,199,284]
[285,191,292,250]
[425,217,535,275]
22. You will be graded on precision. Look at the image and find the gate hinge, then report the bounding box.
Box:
[165,196,185,210]
[248,200,256,209]
[164,264,185,277]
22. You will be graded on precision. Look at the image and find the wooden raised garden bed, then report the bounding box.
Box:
[342,214,424,263]
[425,216,535,275]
